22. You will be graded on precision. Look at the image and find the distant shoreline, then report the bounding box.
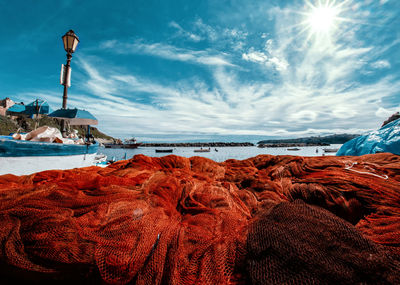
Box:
[103,142,341,148]
[258,143,330,148]
[140,142,255,147]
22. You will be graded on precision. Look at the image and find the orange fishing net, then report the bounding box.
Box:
[0,153,399,284]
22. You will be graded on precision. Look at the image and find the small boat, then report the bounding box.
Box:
[93,154,109,167]
[323,148,339,153]
[94,153,107,163]
[0,108,100,176]
[0,134,98,175]
[104,138,141,149]
[155,149,173,153]
[287,148,300,151]
[121,138,142,149]
[104,143,122,149]
[215,148,218,152]
[194,148,211,153]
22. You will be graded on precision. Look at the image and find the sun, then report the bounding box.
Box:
[308,5,339,33]
[302,0,345,37]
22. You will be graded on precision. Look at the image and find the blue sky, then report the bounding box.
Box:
[1,0,399,138]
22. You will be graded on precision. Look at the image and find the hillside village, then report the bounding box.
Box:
[0,97,115,143]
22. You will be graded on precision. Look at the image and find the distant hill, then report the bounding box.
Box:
[258,134,359,145]
[0,114,114,141]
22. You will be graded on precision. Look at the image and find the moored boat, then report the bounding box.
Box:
[122,138,142,148]
[104,138,142,149]
[323,148,339,153]
[194,148,211,153]
[0,134,98,175]
[0,108,100,176]
[104,143,122,149]
[287,148,300,151]
[155,149,173,153]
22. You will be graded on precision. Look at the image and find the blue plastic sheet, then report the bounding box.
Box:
[337,118,400,156]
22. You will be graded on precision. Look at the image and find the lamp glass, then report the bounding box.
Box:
[62,31,79,53]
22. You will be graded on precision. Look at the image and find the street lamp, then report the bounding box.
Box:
[60,30,79,136]
[61,30,79,109]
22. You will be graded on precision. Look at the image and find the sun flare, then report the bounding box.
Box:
[303,0,345,37]
[308,6,339,33]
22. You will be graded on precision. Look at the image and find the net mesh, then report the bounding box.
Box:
[246,200,400,284]
[0,153,399,284]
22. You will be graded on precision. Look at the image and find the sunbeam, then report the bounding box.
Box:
[302,0,348,39]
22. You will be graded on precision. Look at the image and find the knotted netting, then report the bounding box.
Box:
[0,153,399,284]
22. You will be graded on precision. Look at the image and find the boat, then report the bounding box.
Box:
[121,138,142,148]
[323,148,339,153]
[194,148,211,153]
[287,148,300,151]
[104,138,142,149]
[155,149,173,153]
[0,108,100,176]
[0,133,98,176]
[104,143,122,149]
[93,154,110,167]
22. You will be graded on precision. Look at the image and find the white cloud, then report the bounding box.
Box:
[223,28,248,41]
[242,49,289,71]
[71,2,399,138]
[191,18,248,50]
[169,21,202,42]
[194,19,219,42]
[370,60,391,69]
[242,51,268,63]
[100,40,235,67]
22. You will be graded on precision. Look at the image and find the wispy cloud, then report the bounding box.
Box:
[231,2,400,131]
[193,19,219,42]
[242,47,289,71]
[41,1,398,139]
[100,40,235,67]
[70,50,399,139]
[169,21,202,42]
[370,60,391,69]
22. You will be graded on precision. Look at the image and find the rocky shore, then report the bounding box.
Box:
[140,142,255,147]
[257,133,359,146]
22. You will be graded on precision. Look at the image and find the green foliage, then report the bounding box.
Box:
[0,114,113,140]
[0,116,18,135]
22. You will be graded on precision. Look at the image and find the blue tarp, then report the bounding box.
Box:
[48,108,98,125]
[7,104,26,113]
[6,99,53,117]
[49,108,97,120]
[24,99,53,117]
[337,118,400,156]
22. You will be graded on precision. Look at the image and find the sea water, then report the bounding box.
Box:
[99,144,342,163]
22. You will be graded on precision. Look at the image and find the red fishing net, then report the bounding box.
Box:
[0,153,399,284]
[246,200,400,284]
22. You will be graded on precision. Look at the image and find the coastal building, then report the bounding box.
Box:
[0,98,15,116]
[24,99,53,119]
[6,99,52,119]
[5,102,25,119]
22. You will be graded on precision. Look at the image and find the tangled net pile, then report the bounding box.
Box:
[0,153,399,284]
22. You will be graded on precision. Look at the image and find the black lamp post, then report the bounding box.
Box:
[61,30,79,109]
[61,30,79,136]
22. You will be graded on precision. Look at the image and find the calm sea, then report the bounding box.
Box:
[99,144,343,163]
